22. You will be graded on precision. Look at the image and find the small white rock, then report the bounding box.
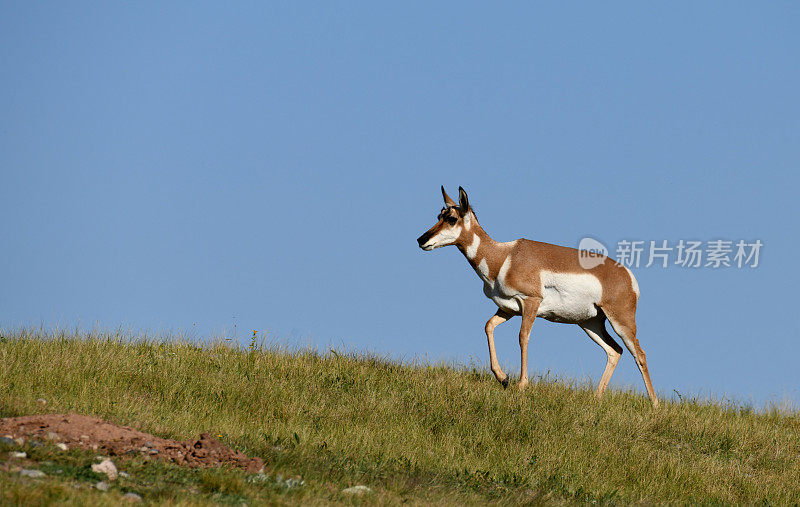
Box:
[92,459,118,481]
[14,437,25,446]
[10,451,27,458]
[20,469,46,478]
[122,492,142,502]
[36,398,47,405]
[96,481,110,491]
[342,485,372,495]
[119,471,130,478]
[56,443,68,451]
[46,431,60,441]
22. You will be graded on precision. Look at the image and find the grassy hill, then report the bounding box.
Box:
[2,329,799,504]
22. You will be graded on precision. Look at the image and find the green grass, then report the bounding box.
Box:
[2,328,800,504]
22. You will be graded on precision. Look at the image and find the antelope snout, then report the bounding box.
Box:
[417,233,433,250]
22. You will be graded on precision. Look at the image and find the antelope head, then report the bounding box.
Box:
[417,186,472,251]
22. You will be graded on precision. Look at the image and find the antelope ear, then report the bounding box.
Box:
[458,186,470,213]
[441,186,456,207]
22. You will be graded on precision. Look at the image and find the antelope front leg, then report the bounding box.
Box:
[517,297,541,391]
[485,309,511,387]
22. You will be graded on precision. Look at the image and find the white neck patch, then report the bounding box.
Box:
[466,234,480,260]
[477,258,490,279]
[497,255,511,284]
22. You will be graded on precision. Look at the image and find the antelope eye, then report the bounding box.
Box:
[445,216,457,225]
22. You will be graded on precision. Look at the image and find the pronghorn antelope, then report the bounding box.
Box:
[417,186,658,408]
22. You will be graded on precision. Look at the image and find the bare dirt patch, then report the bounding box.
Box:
[0,414,264,473]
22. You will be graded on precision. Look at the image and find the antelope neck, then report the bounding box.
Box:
[456,222,498,268]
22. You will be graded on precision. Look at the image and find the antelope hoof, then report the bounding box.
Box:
[500,376,510,389]
[518,379,529,392]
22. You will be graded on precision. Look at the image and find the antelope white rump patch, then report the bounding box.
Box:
[624,266,640,297]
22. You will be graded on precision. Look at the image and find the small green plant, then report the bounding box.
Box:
[199,468,246,495]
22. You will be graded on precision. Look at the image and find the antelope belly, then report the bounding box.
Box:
[483,280,522,314]
[491,294,522,313]
[536,271,602,323]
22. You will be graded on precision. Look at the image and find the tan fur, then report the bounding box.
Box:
[418,187,658,408]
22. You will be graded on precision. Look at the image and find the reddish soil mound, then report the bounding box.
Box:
[0,414,264,473]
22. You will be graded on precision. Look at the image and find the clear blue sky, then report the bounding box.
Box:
[2,2,798,407]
